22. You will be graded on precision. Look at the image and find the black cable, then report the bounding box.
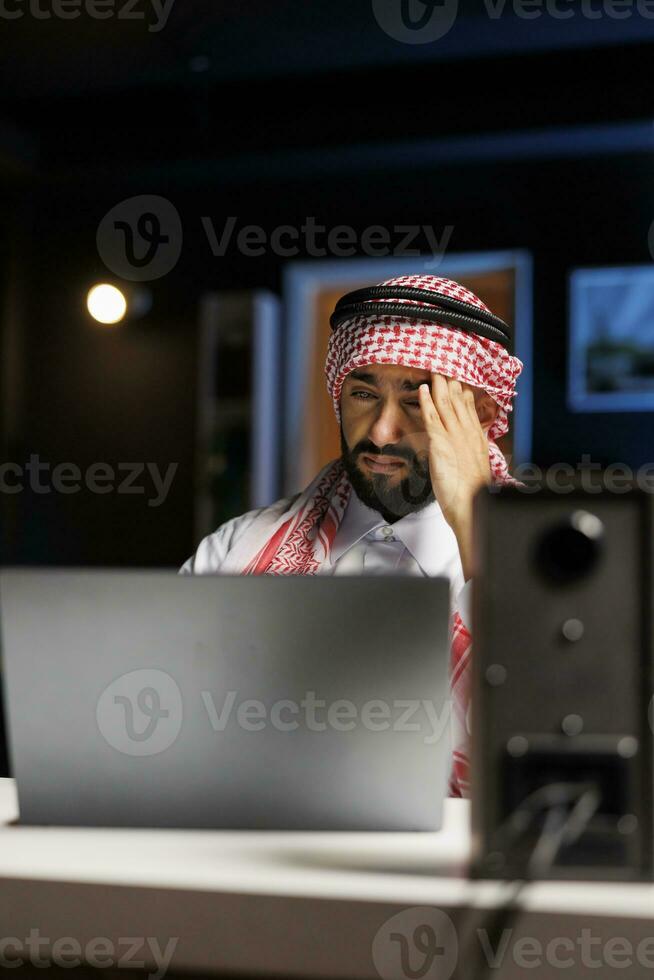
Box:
[455,782,601,980]
[527,785,601,878]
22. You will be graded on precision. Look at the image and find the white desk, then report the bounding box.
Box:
[1,778,654,979]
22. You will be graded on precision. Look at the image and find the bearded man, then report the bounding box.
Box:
[180,274,523,798]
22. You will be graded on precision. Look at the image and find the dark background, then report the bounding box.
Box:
[1,2,654,569]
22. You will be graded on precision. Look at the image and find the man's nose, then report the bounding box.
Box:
[367,399,405,448]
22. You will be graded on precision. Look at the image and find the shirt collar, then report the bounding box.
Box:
[328,488,463,579]
[328,491,386,563]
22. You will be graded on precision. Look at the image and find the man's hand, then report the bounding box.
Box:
[418,373,492,580]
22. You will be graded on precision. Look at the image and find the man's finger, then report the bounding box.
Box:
[461,386,481,429]
[431,373,457,430]
[418,383,446,432]
[455,380,489,437]
[447,377,474,430]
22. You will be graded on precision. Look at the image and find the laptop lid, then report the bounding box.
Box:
[0,569,453,830]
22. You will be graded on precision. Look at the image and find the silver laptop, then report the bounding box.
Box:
[0,569,453,830]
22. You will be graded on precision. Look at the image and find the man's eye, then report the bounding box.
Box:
[351,391,375,400]
[405,400,420,407]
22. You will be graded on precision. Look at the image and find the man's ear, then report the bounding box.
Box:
[476,393,499,433]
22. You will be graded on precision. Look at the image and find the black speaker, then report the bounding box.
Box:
[471,485,653,880]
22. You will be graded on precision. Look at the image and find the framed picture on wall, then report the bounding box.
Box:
[282,251,533,496]
[569,265,654,413]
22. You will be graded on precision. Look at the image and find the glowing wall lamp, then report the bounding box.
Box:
[86,283,152,326]
[87,283,127,325]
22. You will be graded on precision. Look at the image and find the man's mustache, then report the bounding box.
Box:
[353,445,429,468]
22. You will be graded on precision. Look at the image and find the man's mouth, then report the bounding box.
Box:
[361,454,406,474]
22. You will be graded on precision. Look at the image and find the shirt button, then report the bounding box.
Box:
[382,526,395,541]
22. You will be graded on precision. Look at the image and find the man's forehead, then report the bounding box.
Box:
[343,364,486,399]
[345,364,431,386]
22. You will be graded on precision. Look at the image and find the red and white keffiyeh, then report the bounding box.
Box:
[326,274,523,483]
[222,275,523,798]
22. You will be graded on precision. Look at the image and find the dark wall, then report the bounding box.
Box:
[3,42,654,567]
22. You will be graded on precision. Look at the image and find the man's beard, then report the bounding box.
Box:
[339,425,435,524]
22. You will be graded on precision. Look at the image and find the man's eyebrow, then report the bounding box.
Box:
[348,370,378,385]
[348,369,428,391]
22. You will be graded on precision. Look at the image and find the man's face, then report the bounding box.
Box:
[339,363,496,523]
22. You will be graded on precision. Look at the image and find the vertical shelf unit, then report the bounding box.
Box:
[194,290,282,543]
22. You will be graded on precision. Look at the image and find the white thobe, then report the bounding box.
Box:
[180,491,472,629]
